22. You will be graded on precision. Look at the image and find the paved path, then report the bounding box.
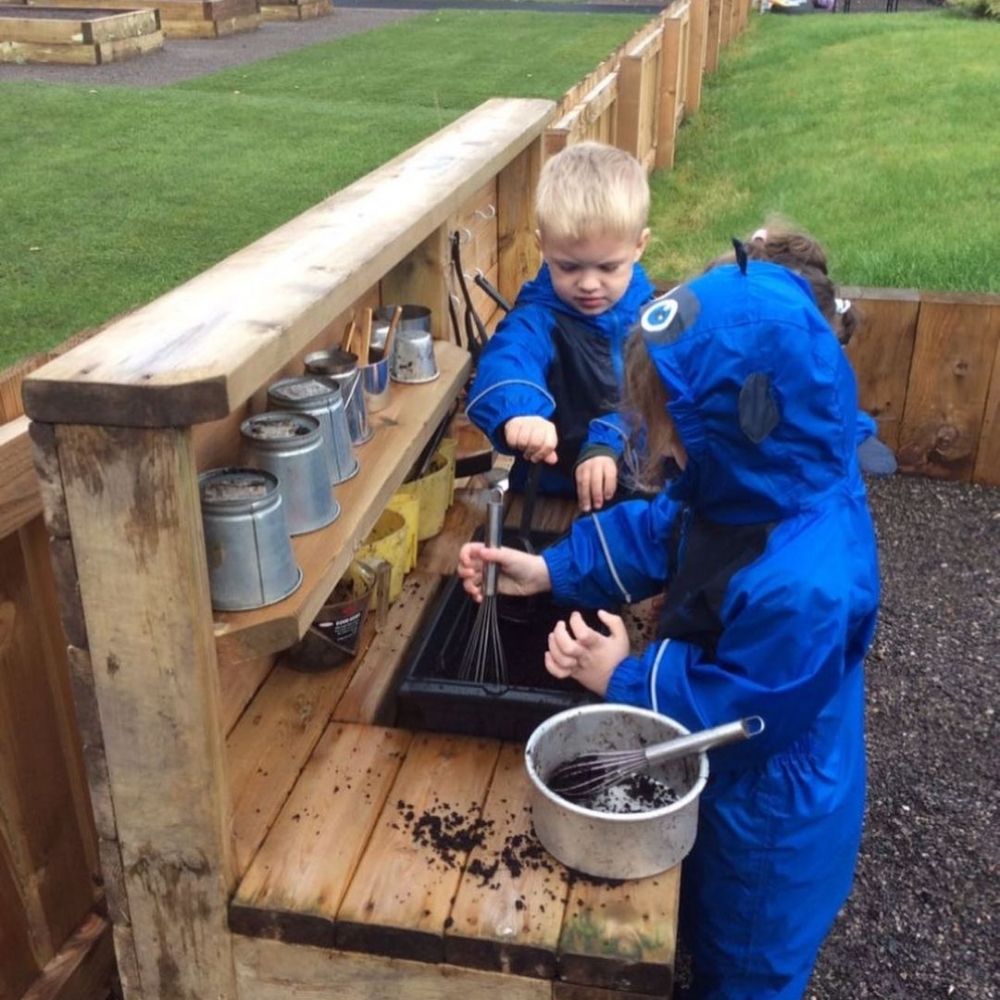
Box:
[0,1,659,87]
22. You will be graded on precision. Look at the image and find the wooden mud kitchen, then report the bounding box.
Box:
[22,99,682,999]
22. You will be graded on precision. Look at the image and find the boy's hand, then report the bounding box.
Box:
[504,416,559,465]
[544,610,629,697]
[458,542,551,602]
[576,455,617,512]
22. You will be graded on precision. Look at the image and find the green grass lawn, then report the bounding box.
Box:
[645,11,1000,291]
[0,10,645,368]
[1,9,996,369]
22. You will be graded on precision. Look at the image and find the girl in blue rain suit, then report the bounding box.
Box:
[458,260,881,999]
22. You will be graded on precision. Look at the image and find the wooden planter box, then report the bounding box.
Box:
[22,0,260,39]
[260,0,330,21]
[0,4,162,63]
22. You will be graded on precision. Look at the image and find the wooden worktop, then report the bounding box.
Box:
[226,491,679,997]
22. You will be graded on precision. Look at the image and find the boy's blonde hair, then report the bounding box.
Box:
[535,141,649,243]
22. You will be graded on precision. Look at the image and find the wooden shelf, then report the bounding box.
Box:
[212,341,471,661]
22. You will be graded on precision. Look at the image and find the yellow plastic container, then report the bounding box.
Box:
[386,492,420,572]
[395,438,457,541]
[355,508,412,602]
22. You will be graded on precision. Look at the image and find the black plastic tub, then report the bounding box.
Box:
[395,530,601,742]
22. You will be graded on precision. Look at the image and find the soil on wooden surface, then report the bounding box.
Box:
[674,474,999,999]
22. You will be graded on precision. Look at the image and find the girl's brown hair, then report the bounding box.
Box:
[621,329,679,491]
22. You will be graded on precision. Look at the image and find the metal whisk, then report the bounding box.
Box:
[458,489,508,687]
[546,717,765,805]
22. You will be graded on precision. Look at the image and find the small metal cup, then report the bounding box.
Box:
[199,467,302,611]
[240,412,340,535]
[390,327,439,384]
[372,304,432,354]
[361,355,391,413]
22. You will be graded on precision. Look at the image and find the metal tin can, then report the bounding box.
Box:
[303,348,373,445]
[240,412,340,535]
[267,376,359,485]
[198,467,302,611]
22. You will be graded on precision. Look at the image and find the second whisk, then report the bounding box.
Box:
[458,488,508,687]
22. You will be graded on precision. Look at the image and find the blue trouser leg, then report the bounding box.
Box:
[678,720,865,1000]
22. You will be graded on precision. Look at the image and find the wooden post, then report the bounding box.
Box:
[704,0,723,74]
[497,137,543,306]
[381,224,451,342]
[720,0,733,49]
[617,49,644,162]
[685,0,709,115]
[656,16,685,171]
[53,424,236,999]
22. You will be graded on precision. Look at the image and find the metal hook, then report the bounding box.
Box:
[474,204,497,221]
[455,227,472,245]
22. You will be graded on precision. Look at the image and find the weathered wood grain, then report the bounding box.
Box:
[0,417,42,538]
[20,911,115,1000]
[55,423,235,998]
[337,733,500,962]
[231,724,411,946]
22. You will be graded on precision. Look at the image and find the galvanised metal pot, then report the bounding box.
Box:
[240,412,340,536]
[303,349,373,446]
[524,704,709,880]
[371,304,432,353]
[198,467,302,611]
[267,375,359,486]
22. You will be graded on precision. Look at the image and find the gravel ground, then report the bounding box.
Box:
[806,475,1000,1000]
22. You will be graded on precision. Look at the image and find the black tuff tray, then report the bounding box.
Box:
[395,529,600,742]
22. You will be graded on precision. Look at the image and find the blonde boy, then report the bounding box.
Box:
[466,141,654,511]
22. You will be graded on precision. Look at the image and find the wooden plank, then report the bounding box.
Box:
[28,421,70,539]
[0,530,95,969]
[616,51,643,161]
[95,28,161,62]
[212,341,471,661]
[87,7,158,42]
[336,732,501,962]
[26,0,212,21]
[704,0,722,73]
[896,296,1000,480]
[497,135,544,308]
[260,0,328,19]
[0,9,89,45]
[332,570,441,726]
[23,99,555,428]
[684,0,708,115]
[226,662,357,876]
[0,829,40,1000]
[219,649,275,736]
[841,287,919,451]
[230,724,412,946]
[55,424,235,998]
[0,417,42,537]
[558,866,679,995]
[381,224,451,343]
[553,982,668,1000]
[208,9,259,36]
[20,911,115,1000]
[973,331,1000,486]
[0,38,99,63]
[233,934,551,1000]
[655,16,683,170]
[446,743,572,979]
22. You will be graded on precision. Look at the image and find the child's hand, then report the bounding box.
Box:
[576,455,618,512]
[504,416,559,465]
[544,610,629,697]
[458,542,552,602]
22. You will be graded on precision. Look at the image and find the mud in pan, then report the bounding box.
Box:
[395,530,603,742]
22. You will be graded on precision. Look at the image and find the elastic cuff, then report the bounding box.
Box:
[542,545,578,604]
[574,444,619,469]
[606,656,654,709]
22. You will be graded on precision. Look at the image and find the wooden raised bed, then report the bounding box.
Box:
[23,0,259,39]
[260,0,330,21]
[0,4,162,63]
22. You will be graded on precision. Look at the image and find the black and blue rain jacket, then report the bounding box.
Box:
[540,262,880,997]
[466,261,655,494]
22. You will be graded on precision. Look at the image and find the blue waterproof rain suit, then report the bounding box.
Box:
[541,262,880,999]
[466,262,655,494]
